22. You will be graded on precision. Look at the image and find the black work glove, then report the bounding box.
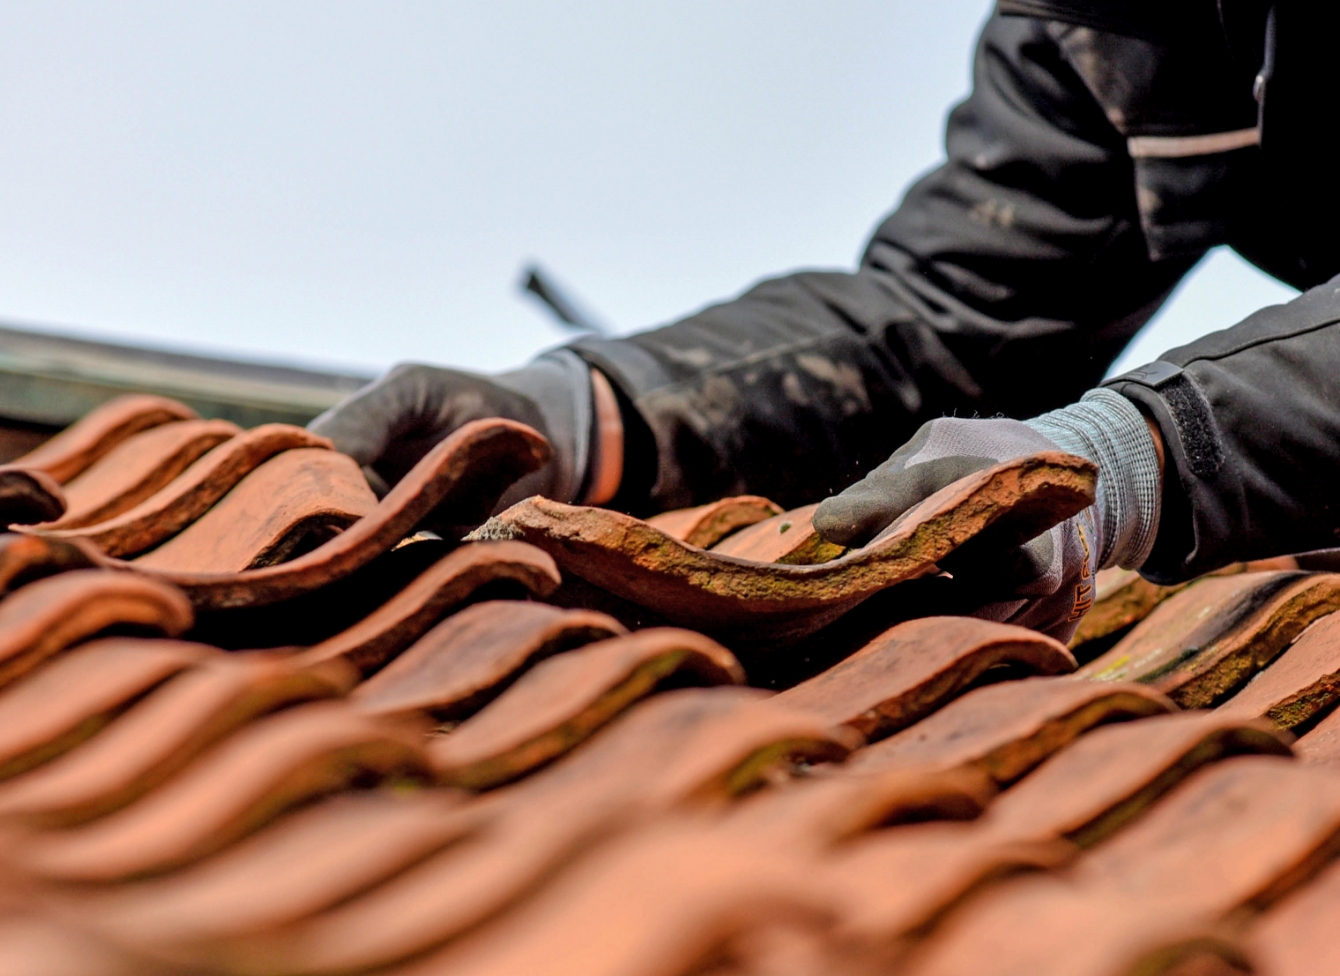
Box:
[308,350,598,508]
[812,390,1163,641]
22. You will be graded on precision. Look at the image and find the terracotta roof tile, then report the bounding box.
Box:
[38,423,335,557]
[475,452,1096,644]
[0,652,355,828]
[776,615,1076,740]
[1080,570,1340,707]
[350,601,626,721]
[8,394,199,484]
[707,502,845,565]
[3,397,1340,974]
[0,533,99,597]
[12,702,432,882]
[40,419,240,531]
[131,447,376,573]
[644,495,782,548]
[0,570,193,689]
[429,628,744,789]
[900,757,1340,976]
[293,541,561,675]
[1249,853,1340,974]
[0,467,66,526]
[847,676,1174,783]
[0,637,219,780]
[1216,610,1340,730]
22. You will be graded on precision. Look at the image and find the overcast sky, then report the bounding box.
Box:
[0,1,1296,379]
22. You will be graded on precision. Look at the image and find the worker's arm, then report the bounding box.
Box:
[1106,281,1340,583]
[317,12,1214,515]
[567,12,1199,512]
[812,272,1340,635]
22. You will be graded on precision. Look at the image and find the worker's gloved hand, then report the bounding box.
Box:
[812,389,1163,641]
[308,349,600,507]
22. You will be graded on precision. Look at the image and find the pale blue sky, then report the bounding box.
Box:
[0,2,1296,378]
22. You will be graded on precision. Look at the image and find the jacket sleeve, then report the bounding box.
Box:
[1106,280,1340,583]
[570,12,1198,513]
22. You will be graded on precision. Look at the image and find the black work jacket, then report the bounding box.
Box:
[571,0,1340,583]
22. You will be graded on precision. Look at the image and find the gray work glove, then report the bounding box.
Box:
[812,389,1163,641]
[308,349,598,508]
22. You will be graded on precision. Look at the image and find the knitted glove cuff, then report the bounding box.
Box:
[495,349,594,504]
[1025,388,1163,571]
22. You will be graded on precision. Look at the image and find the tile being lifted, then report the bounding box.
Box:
[475,452,1096,644]
[430,628,746,789]
[776,616,1076,742]
[0,652,357,827]
[8,394,198,484]
[0,570,193,690]
[229,689,858,976]
[0,638,220,780]
[39,419,240,531]
[0,467,66,526]
[351,601,626,721]
[36,424,334,557]
[899,757,1340,976]
[294,541,561,675]
[1080,571,1340,707]
[847,676,1174,785]
[132,448,377,573]
[12,702,433,883]
[68,418,552,610]
[1216,611,1340,729]
[645,495,782,548]
[708,502,845,565]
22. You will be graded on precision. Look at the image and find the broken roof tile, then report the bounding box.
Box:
[0,651,356,828]
[429,628,745,789]
[132,448,377,573]
[776,616,1076,741]
[645,496,782,548]
[294,541,561,675]
[9,395,198,485]
[38,424,334,557]
[1215,611,1340,730]
[40,419,240,532]
[846,676,1174,784]
[1080,571,1340,707]
[0,638,219,781]
[351,601,627,721]
[474,452,1096,644]
[0,467,66,527]
[11,702,432,883]
[707,502,845,565]
[0,570,193,690]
